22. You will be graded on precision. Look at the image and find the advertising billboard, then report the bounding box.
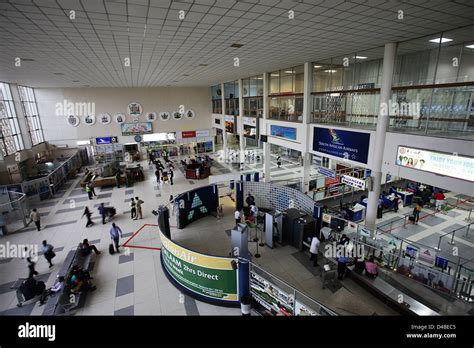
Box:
[396,146,473,182]
[243,125,257,139]
[270,125,297,141]
[160,232,238,303]
[312,127,370,164]
[121,122,153,135]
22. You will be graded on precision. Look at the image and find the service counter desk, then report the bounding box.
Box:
[184,164,211,180]
[382,195,396,209]
[344,204,366,223]
[390,188,413,206]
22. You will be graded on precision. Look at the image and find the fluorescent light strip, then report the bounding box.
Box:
[429,38,453,43]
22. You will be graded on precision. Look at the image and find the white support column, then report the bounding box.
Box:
[365,42,397,232]
[220,82,227,160]
[301,62,313,193]
[262,72,271,182]
[238,79,245,170]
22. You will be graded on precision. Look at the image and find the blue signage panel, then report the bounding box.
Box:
[270,125,297,141]
[96,137,112,144]
[312,127,370,164]
[318,167,336,179]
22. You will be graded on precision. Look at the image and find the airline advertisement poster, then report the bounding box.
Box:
[160,232,238,302]
[313,127,370,164]
[396,146,473,182]
[121,122,153,135]
[270,125,297,141]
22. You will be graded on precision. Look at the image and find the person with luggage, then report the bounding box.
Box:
[82,207,94,227]
[412,201,422,225]
[29,208,41,231]
[130,198,137,220]
[135,197,144,219]
[41,240,55,268]
[309,235,320,267]
[98,203,107,225]
[80,238,100,256]
[109,223,123,253]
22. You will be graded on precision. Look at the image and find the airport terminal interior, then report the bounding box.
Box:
[0,0,473,318]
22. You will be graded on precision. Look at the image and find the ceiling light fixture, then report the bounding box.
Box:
[355,56,367,59]
[324,70,337,73]
[465,44,474,49]
[314,65,322,68]
[271,74,279,77]
[230,43,244,48]
[429,38,453,43]
[284,70,295,74]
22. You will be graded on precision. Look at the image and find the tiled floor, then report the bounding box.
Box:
[1,152,471,316]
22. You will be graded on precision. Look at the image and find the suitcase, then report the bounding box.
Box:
[109,244,115,255]
[377,207,383,219]
[408,215,415,222]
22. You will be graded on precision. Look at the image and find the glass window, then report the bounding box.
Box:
[249,76,258,96]
[0,82,25,156]
[18,86,44,146]
[280,68,294,93]
[294,65,304,93]
[270,72,279,94]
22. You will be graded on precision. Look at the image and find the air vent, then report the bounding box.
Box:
[54,73,64,75]
[199,64,208,67]
[20,58,34,62]
[230,43,244,48]
[183,74,190,77]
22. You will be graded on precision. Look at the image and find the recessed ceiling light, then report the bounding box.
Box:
[324,70,337,73]
[355,56,367,59]
[230,43,244,48]
[20,58,34,62]
[465,44,474,49]
[429,38,453,43]
[199,64,208,67]
[284,70,295,74]
[54,73,64,75]
[314,65,322,68]
[271,73,279,77]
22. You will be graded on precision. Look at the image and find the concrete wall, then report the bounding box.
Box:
[35,87,212,147]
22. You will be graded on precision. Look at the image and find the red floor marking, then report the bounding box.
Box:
[122,223,161,251]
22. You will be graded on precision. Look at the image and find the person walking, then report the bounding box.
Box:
[41,240,55,268]
[115,170,121,188]
[235,209,241,226]
[337,256,348,280]
[88,181,97,197]
[413,201,422,225]
[155,167,161,183]
[309,235,320,267]
[130,198,137,220]
[277,155,281,168]
[109,223,123,253]
[98,203,107,225]
[29,209,41,231]
[85,183,93,200]
[169,168,174,185]
[82,207,94,228]
[27,257,38,278]
[135,197,144,219]
[217,204,223,220]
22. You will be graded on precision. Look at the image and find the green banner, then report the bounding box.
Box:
[160,232,238,302]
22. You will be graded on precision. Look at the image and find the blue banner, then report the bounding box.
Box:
[318,167,336,179]
[312,127,370,164]
[270,125,297,140]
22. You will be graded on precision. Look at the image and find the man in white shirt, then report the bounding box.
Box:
[309,235,320,267]
[29,209,41,231]
[234,210,241,226]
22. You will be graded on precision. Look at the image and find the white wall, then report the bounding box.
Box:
[382,132,474,195]
[35,87,212,147]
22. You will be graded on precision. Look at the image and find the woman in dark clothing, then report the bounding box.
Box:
[82,207,94,227]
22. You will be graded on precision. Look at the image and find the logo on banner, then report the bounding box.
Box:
[329,129,344,145]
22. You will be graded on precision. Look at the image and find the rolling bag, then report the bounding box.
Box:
[109,244,115,255]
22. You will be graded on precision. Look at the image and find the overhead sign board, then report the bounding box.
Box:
[341,175,366,190]
[318,167,336,179]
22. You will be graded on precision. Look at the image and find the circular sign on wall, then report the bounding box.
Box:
[114,113,126,124]
[98,113,112,125]
[67,115,80,127]
[146,112,157,122]
[83,115,96,126]
[127,102,142,117]
[185,109,195,119]
[159,112,170,121]
[134,135,142,143]
[172,111,183,120]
